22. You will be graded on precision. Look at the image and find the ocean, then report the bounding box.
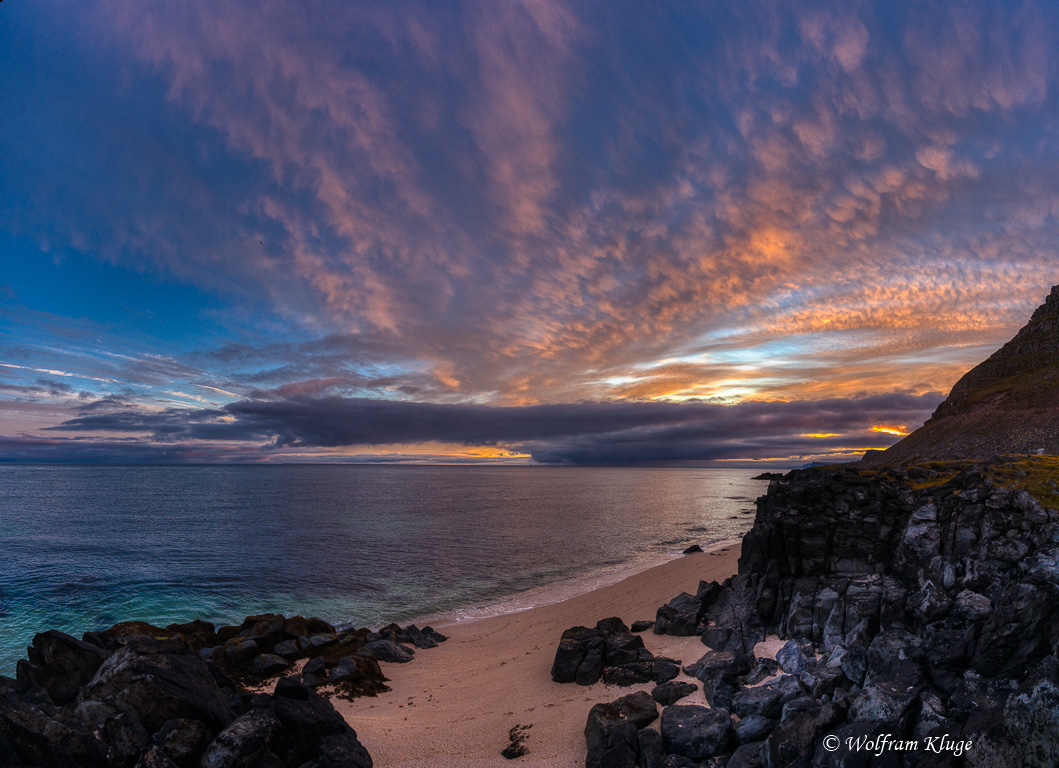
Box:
[0,464,769,673]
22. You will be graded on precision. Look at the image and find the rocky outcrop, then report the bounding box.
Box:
[552,618,663,687]
[864,284,1059,464]
[571,458,1059,766]
[2,614,446,767]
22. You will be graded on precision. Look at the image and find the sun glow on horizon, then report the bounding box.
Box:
[871,425,909,436]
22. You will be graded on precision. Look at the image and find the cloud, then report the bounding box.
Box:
[2,0,1059,458]
[37,391,940,465]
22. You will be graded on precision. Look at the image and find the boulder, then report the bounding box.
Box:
[584,691,657,768]
[363,640,414,664]
[312,732,373,768]
[651,659,680,683]
[136,745,180,768]
[152,718,211,767]
[0,687,108,767]
[327,654,389,697]
[659,705,732,761]
[551,626,596,683]
[988,655,1059,768]
[199,709,280,768]
[837,645,867,687]
[637,727,665,768]
[731,675,805,720]
[761,700,846,768]
[683,650,750,683]
[745,657,779,685]
[776,641,809,675]
[250,655,289,680]
[575,647,605,686]
[272,641,299,660]
[954,590,992,622]
[735,715,775,744]
[727,742,765,768]
[77,646,235,733]
[651,680,698,706]
[798,664,845,699]
[602,663,654,686]
[18,630,109,705]
[267,679,353,766]
[847,661,924,730]
[101,711,149,766]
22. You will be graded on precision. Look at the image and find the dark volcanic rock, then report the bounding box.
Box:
[731,675,806,720]
[762,699,847,768]
[625,303,1059,768]
[199,709,279,768]
[734,714,776,744]
[77,646,235,733]
[2,613,384,768]
[637,727,665,768]
[250,654,290,680]
[776,640,809,675]
[18,630,109,705]
[682,649,750,683]
[153,718,211,767]
[659,704,732,761]
[651,680,698,706]
[552,618,656,687]
[312,732,373,768]
[363,640,414,664]
[137,745,180,768]
[727,741,765,768]
[584,691,657,768]
[651,658,680,683]
[602,662,654,686]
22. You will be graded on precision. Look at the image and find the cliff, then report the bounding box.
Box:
[863,285,1059,465]
[628,459,1059,766]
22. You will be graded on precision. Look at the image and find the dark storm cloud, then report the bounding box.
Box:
[0,435,262,464]
[41,392,940,464]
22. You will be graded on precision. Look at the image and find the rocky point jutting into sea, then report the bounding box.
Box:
[554,286,1059,767]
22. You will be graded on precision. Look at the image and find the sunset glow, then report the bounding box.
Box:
[1,0,1057,465]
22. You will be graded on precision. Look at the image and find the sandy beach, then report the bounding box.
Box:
[337,542,744,767]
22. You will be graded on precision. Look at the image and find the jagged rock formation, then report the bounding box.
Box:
[864,284,1059,466]
[576,460,1059,767]
[1,614,446,767]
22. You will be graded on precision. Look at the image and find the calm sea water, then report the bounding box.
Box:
[0,465,768,673]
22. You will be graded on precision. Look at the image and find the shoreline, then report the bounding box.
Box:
[408,537,745,632]
[336,540,744,767]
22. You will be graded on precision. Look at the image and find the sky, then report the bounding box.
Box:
[1,0,1057,466]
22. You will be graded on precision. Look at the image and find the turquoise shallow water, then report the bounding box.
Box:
[0,464,768,673]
